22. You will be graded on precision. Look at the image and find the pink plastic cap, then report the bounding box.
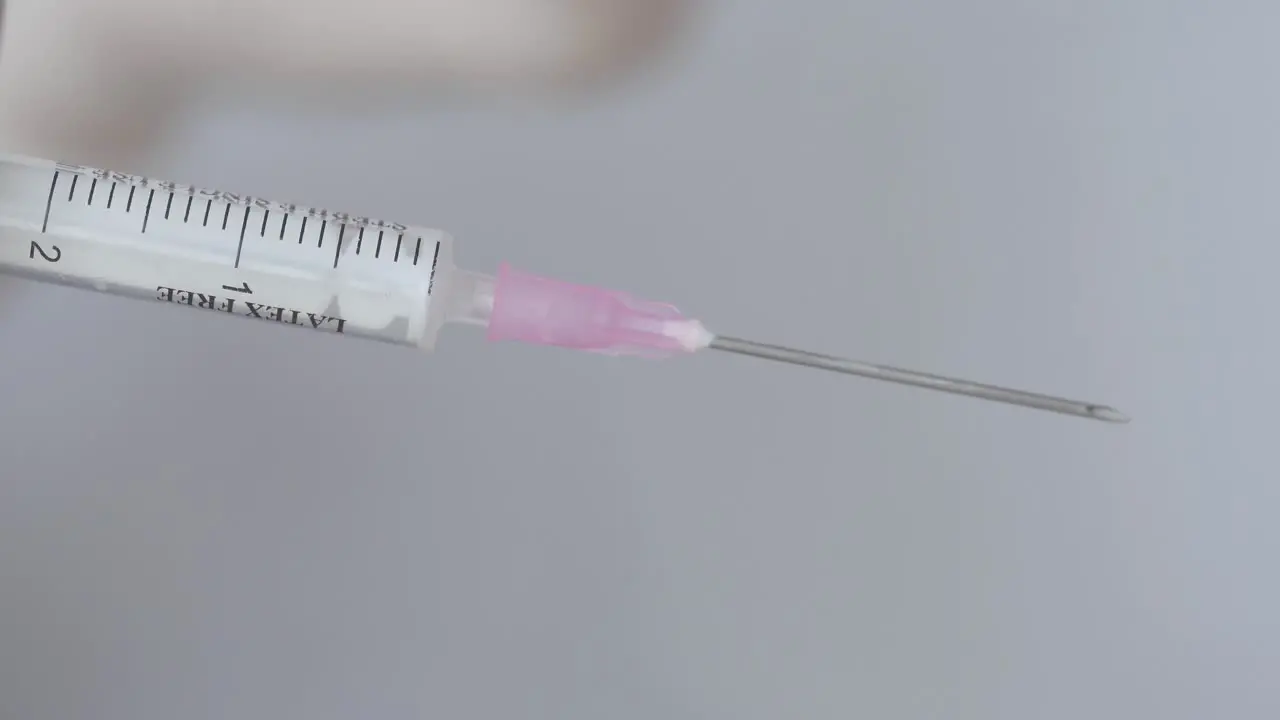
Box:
[486,263,712,358]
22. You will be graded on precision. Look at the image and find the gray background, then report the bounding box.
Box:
[2,1,1277,718]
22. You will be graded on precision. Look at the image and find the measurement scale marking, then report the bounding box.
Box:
[41,171,59,232]
[141,190,156,232]
[234,206,250,267]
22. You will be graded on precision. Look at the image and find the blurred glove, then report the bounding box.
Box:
[0,0,692,168]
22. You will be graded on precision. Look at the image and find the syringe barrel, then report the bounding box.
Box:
[0,153,463,351]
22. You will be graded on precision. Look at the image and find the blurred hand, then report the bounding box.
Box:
[0,0,692,168]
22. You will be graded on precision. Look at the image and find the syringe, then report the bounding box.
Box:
[0,152,1128,423]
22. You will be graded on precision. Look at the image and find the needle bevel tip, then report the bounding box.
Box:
[1091,406,1131,424]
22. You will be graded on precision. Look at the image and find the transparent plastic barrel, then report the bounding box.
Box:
[0,153,455,349]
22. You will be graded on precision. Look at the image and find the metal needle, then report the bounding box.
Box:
[709,335,1129,423]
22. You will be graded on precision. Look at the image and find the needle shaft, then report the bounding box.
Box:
[708,335,1129,423]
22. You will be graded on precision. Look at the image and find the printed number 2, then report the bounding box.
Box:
[29,241,61,263]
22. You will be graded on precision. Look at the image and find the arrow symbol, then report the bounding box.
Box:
[222,282,253,294]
